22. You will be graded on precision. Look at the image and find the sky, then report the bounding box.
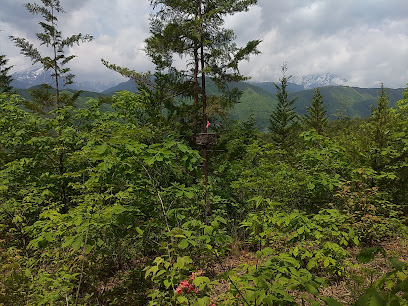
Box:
[1,0,408,88]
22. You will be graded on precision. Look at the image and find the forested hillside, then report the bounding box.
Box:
[1,0,408,305]
[31,78,401,129]
[232,85,404,128]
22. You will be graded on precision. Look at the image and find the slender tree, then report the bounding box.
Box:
[9,0,92,208]
[147,0,260,219]
[10,0,92,109]
[303,88,328,134]
[103,0,260,220]
[269,64,298,148]
[371,83,392,148]
[369,83,393,171]
[145,0,260,127]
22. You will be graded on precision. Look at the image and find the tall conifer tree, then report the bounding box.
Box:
[269,64,298,148]
[371,83,392,148]
[103,0,260,219]
[9,0,92,207]
[104,0,260,134]
[303,88,328,135]
[10,0,92,109]
[370,83,393,171]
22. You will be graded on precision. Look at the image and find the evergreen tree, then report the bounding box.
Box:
[303,88,328,134]
[103,0,260,219]
[371,83,392,149]
[104,0,260,134]
[396,83,408,119]
[0,54,13,94]
[269,64,298,148]
[9,0,92,207]
[10,0,92,109]
[369,83,394,172]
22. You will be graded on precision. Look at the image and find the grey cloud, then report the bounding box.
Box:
[1,0,408,88]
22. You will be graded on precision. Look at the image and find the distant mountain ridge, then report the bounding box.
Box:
[10,67,406,129]
[291,73,348,89]
[248,81,305,94]
[12,66,352,94]
[12,66,117,92]
[101,79,138,95]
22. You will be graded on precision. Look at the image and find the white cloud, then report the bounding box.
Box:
[1,0,408,88]
[234,0,408,87]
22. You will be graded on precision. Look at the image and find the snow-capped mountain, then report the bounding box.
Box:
[12,67,52,88]
[291,73,348,90]
[12,66,117,92]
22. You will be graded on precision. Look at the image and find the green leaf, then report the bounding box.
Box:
[186,191,194,199]
[176,296,188,304]
[192,276,210,287]
[73,215,82,226]
[145,265,159,278]
[72,235,84,251]
[62,236,75,248]
[304,282,319,295]
[321,297,343,306]
[356,247,384,264]
[178,239,188,249]
[177,143,189,152]
[136,227,143,236]
[25,269,32,277]
[96,238,104,247]
[176,257,185,269]
[196,297,211,306]
[307,182,315,190]
[174,234,186,238]
[389,258,407,271]
[307,259,317,270]
[44,232,54,242]
[85,244,93,254]
[95,142,108,155]
[292,246,299,257]
[164,279,171,288]
[355,287,386,306]
[112,204,127,214]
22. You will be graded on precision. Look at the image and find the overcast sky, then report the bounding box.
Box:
[1,0,407,88]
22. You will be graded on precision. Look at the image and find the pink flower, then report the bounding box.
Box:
[180,280,190,287]
[189,270,203,281]
[175,271,204,295]
[175,286,183,295]
[206,121,211,129]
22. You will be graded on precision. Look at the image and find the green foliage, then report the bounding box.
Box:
[242,207,358,276]
[2,82,408,304]
[355,248,408,306]
[269,64,299,148]
[143,214,232,305]
[0,243,30,304]
[224,250,324,305]
[303,88,328,134]
[2,3,408,305]
[0,91,204,304]
[144,256,215,305]
[146,0,260,134]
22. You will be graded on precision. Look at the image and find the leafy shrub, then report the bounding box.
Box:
[242,204,358,276]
